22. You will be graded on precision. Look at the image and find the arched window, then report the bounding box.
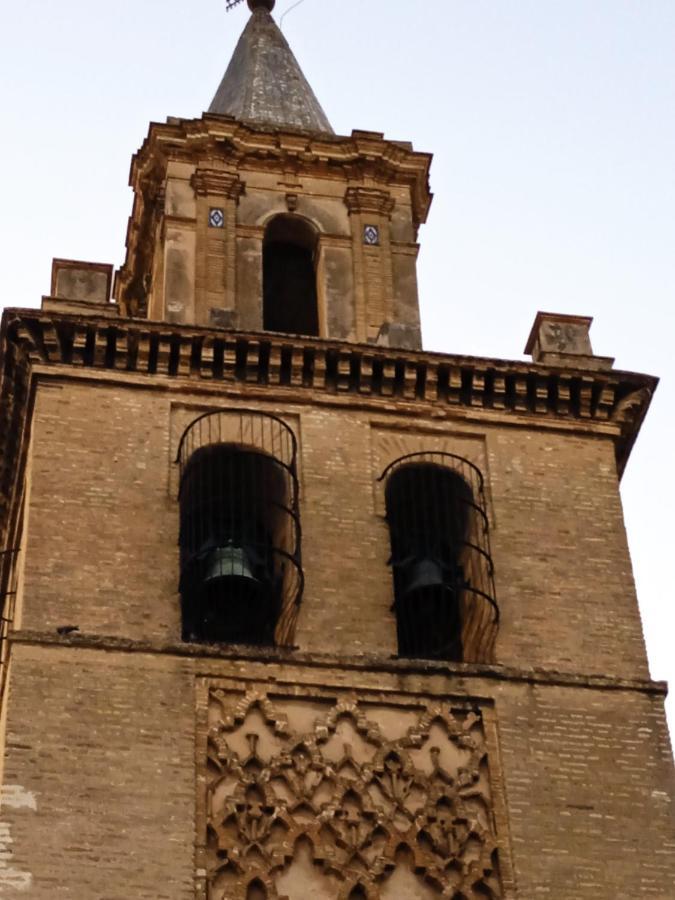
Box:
[246,878,268,900]
[176,411,303,646]
[263,214,319,336]
[380,452,498,663]
[348,885,368,899]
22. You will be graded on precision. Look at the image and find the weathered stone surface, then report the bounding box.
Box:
[51,258,112,304]
[116,116,431,346]
[209,6,333,134]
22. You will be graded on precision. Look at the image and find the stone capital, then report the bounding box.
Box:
[344,187,396,218]
[191,169,245,201]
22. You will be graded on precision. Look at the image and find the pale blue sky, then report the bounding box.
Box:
[1,0,673,733]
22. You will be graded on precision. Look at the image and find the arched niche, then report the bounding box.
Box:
[246,878,269,900]
[379,452,499,663]
[176,410,303,648]
[263,214,320,337]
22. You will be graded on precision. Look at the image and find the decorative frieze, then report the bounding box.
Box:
[0,297,656,554]
[0,309,656,536]
[197,683,510,899]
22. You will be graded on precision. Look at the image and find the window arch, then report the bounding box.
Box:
[263,214,320,337]
[176,410,303,646]
[246,878,268,900]
[380,452,498,663]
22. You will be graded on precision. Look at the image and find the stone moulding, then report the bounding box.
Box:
[0,307,657,546]
[195,680,516,899]
[0,316,32,550]
[129,116,433,228]
[117,115,434,317]
[10,630,669,697]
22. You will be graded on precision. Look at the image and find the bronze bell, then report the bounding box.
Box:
[395,555,464,661]
[203,542,258,584]
[400,557,447,600]
[198,542,276,645]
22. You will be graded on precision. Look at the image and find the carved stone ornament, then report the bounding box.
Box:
[192,169,245,201]
[344,187,396,219]
[198,684,506,899]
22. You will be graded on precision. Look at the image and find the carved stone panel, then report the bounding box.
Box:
[196,682,509,899]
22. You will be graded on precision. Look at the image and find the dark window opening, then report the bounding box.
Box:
[246,879,268,900]
[263,215,319,337]
[348,886,368,900]
[381,453,498,663]
[177,411,303,647]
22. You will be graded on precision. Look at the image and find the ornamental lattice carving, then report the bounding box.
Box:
[199,686,504,899]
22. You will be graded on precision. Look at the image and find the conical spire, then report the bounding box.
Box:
[209,0,334,134]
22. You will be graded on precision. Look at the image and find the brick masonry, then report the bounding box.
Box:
[18,377,651,677]
[0,371,672,896]
[1,642,673,897]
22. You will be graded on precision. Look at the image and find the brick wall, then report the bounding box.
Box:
[3,371,672,897]
[1,646,672,897]
[1,644,196,899]
[19,376,649,678]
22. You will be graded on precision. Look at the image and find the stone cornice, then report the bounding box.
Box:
[118,115,433,317]
[11,630,668,698]
[131,116,432,225]
[0,308,656,532]
[0,313,33,550]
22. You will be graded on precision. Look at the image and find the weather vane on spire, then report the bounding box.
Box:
[225,0,275,11]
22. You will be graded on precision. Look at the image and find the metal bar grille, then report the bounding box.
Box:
[379,452,498,663]
[0,547,21,701]
[176,411,303,647]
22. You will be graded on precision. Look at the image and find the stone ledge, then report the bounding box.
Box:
[10,630,668,697]
[1,308,656,443]
[0,306,658,545]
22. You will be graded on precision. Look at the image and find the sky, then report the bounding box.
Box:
[0,0,673,736]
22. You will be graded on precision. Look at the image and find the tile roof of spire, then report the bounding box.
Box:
[208,3,334,135]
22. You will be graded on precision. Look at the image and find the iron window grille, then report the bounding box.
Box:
[176,410,303,647]
[379,452,499,663]
[0,547,20,702]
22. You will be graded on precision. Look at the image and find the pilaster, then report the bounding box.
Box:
[191,169,245,327]
[345,187,396,342]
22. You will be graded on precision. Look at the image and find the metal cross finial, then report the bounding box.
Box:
[225,0,275,10]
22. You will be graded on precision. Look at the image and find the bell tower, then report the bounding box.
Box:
[0,2,673,898]
[116,0,431,350]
